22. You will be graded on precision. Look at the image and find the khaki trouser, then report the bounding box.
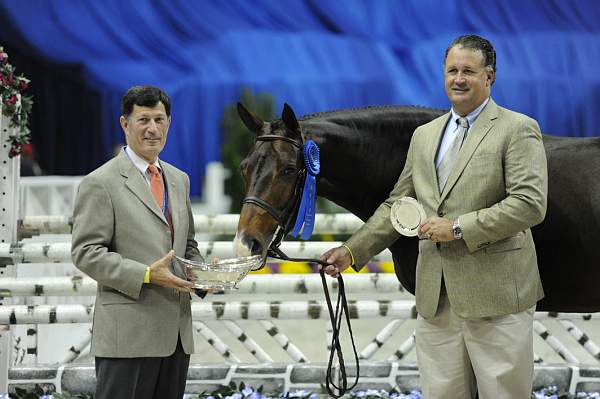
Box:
[416,292,535,399]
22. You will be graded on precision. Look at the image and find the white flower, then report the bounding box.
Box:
[288,390,311,398]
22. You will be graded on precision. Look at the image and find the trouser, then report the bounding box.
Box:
[95,336,190,399]
[416,292,535,399]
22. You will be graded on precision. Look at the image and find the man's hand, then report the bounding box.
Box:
[149,250,194,292]
[419,217,454,242]
[319,246,353,277]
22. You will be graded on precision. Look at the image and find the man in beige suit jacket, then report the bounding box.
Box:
[72,86,203,399]
[321,35,548,398]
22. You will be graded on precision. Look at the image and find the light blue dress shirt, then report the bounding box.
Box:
[435,97,490,166]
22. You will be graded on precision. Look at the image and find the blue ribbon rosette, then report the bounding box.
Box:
[291,140,320,240]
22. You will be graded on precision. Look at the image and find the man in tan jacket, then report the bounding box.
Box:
[72,86,203,399]
[321,35,548,398]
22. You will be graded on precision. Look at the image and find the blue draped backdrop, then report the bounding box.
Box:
[1,0,599,196]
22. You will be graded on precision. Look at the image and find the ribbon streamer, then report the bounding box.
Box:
[292,140,320,240]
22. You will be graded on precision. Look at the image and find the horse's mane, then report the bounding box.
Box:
[299,105,447,140]
[269,105,447,139]
[298,104,446,121]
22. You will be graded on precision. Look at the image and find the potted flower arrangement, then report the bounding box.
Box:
[0,46,33,158]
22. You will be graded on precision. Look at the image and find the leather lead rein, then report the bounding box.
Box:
[268,247,360,398]
[242,134,360,396]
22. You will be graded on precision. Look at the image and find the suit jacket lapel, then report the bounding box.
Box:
[119,151,168,225]
[161,163,190,276]
[439,99,499,203]
[427,112,452,202]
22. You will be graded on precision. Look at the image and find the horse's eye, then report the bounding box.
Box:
[281,167,296,176]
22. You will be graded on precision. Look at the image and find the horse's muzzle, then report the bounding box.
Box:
[233,231,267,258]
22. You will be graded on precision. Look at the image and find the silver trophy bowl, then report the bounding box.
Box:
[175,255,262,290]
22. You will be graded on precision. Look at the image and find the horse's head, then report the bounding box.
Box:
[233,102,305,259]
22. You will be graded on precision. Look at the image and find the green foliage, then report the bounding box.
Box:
[0,46,33,158]
[10,384,92,398]
[221,88,275,213]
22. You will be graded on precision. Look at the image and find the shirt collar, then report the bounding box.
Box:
[124,146,161,175]
[450,97,490,129]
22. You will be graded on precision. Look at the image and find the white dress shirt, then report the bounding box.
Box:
[124,146,161,186]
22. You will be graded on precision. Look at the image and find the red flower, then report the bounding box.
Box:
[8,147,20,158]
[18,80,28,91]
[0,52,8,64]
[6,94,17,105]
[22,143,33,156]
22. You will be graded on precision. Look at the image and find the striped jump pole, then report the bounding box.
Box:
[19,213,364,236]
[221,320,273,362]
[0,300,418,324]
[259,320,309,363]
[559,319,600,361]
[387,331,416,361]
[0,274,405,297]
[360,319,406,360]
[60,329,92,364]
[4,303,599,325]
[0,242,393,264]
[534,320,579,363]
[193,321,240,363]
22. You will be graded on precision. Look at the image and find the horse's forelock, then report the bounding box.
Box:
[269,119,286,133]
[261,118,304,143]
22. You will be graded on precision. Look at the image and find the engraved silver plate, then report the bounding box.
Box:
[390,197,426,237]
[175,255,262,290]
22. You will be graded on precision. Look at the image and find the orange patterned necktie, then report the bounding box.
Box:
[147,164,164,210]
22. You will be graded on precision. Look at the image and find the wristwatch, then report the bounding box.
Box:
[452,218,463,240]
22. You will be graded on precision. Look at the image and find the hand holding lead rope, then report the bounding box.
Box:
[320,245,353,277]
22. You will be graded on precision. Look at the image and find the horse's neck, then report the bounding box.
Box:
[301,122,409,221]
[301,107,445,220]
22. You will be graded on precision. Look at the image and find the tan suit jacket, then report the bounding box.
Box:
[346,99,547,319]
[71,150,202,357]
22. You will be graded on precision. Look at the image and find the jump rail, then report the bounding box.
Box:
[0,274,404,297]
[0,241,393,264]
[19,213,364,236]
[2,301,599,325]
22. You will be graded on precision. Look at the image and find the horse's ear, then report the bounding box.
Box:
[282,103,301,141]
[237,102,264,134]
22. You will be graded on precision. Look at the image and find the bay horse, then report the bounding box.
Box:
[233,102,600,313]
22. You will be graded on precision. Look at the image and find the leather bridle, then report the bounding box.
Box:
[240,133,359,398]
[242,135,307,263]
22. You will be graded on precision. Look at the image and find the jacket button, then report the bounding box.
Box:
[438,211,445,217]
[436,242,441,249]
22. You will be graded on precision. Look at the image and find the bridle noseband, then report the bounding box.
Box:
[240,133,359,398]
